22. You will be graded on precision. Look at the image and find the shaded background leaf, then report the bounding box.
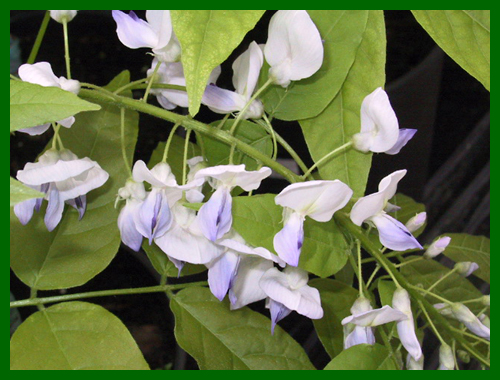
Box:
[10,177,44,207]
[323,343,398,370]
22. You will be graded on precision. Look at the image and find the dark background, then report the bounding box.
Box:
[10,10,490,369]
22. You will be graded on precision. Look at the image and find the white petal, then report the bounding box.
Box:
[49,10,77,23]
[260,267,301,311]
[424,236,451,258]
[232,41,263,99]
[451,303,490,340]
[18,62,60,87]
[145,10,172,49]
[229,256,273,309]
[194,165,271,191]
[393,288,423,361]
[13,197,38,225]
[344,326,375,348]
[273,212,304,267]
[275,180,352,221]
[201,85,247,114]
[359,87,399,153]
[207,250,240,301]
[438,344,454,370]
[341,305,407,327]
[55,161,109,201]
[350,191,387,226]
[132,160,173,188]
[118,200,144,251]
[218,238,284,266]
[371,213,422,251]
[134,189,172,244]
[385,128,417,155]
[44,186,65,231]
[57,116,75,128]
[17,123,51,136]
[296,285,323,319]
[197,187,233,241]
[112,10,158,49]
[377,169,407,200]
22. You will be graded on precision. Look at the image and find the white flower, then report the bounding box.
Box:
[264,10,323,88]
[49,10,77,23]
[438,344,455,370]
[149,58,221,110]
[424,236,451,259]
[392,288,423,361]
[116,179,147,251]
[405,212,427,233]
[14,149,108,231]
[202,41,264,119]
[259,266,323,334]
[273,180,352,266]
[450,303,490,340]
[406,353,424,370]
[341,296,407,349]
[194,165,271,241]
[112,10,181,62]
[17,62,81,135]
[352,88,417,154]
[350,170,422,251]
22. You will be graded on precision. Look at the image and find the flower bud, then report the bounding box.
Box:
[424,236,451,259]
[481,295,490,307]
[457,350,470,364]
[451,303,490,340]
[454,261,479,277]
[49,10,78,23]
[438,344,454,370]
[405,212,427,233]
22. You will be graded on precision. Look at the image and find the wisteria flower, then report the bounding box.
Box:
[443,303,490,340]
[259,266,323,334]
[149,58,221,110]
[49,10,78,23]
[405,212,427,233]
[116,179,147,251]
[112,10,181,62]
[274,180,352,266]
[132,160,204,244]
[202,41,264,119]
[406,353,424,370]
[14,149,109,231]
[454,261,479,277]
[350,170,422,251]
[17,62,81,135]
[341,296,407,349]
[392,288,423,361]
[438,344,455,370]
[352,87,417,155]
[208,232,285,302]
[424,236,451,259]
[264,10,323,88]
[194,165,271,241]
[154,202,223,271]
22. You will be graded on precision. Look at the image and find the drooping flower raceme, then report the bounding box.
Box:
[148,58,221,110]
[341,296,407,349]
[112,10,181,62]
[264,10,323,88]
[202,41,264,119]
[274,180,353,266]
[194,165,272,242]
[49,10,78,23]
[259,266,323,334]
[392,288,423,361]
[352,87,417,155]
[116,179,147,251]
[14,149,109,231]
[350,170,422,251]
[17,62,81,135]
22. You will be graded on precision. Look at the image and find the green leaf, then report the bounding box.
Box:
[441,233,490,284]
[10,80,100,132]
[10,302,149,370]
[262,10,370,121]
[299,10,386,197]
[170,286,315,370]
[309,278,358,359]
[300,217,350,277]
[391,193,426,237]
[401,258,484,313]
[201,119,272,171]
[148,134,201,183]
[10,71,138,290]
[142,241,206,278]
[10,177,44,207]
[171,10,265,116]
[323,343,398,370]
[231,194,282,253]
[411,10,490,91]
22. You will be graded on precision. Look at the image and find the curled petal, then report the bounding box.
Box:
[44,187,65,231]
[393,288,422,361]
[385,128,417,155]
[65,195,86,220]
[197,187,233,241]
[273,212,304,267]
[145,10,173,50]
[344,326,375,348]
[232,41,263,99]
[377,169,407,200]
[17,123,51,136]
[55,160,109,201]
[341,305,407,327]
[112,10,158,49]
[218,237,285,267]
[275,180,352,221]
[13,197,38,225]
[194,165,271,191]
[18,62,60,87]
[201,85,247,114]
[118,200,144,251]
[371,213,422,251]
[207,250,240,301]
[17,157,95,186]
[267,299,292,334]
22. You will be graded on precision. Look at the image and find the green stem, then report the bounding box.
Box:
[120,108,132,175]
[78,88,301,183]
[27,11,51,64]
[335,212,489,368]
[261,114,278,161]
[62,19,71,79]
[162,123,181,163]
[418,299,446,345]
[52,123,60,150]
[427,267,459,293]
[407,284,453,304]
[365,264,381,289]
[142,60,162,102]
[301,141,353,180]
[113,78,148,95]
[357,240,363,297]
[394,256,423,268]
[182,129,192,186]
[10,281,208,309]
